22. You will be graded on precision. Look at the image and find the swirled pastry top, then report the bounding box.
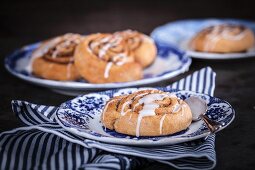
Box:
[32,33,84,64]
[101,89,192,137]
[74,31,149,83]
[201,24,245,37]
[116,30,144,50]
[30,33,83,81]
[74,30,156,83]
[87,33,135,66]
[117,30,157,67]
[86,30,156,66]
[190,24,255,53]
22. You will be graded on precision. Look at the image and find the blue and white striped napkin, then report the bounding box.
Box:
[0,67,216,170]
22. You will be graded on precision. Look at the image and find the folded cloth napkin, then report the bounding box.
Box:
[0,67,216,170]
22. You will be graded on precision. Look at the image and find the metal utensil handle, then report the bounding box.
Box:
[200,114,223,133]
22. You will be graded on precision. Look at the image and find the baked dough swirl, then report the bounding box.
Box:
[74,33,143,83]
[190,24,255,53]
[117,30,157,67]
[32,33,83,81]
[101,90,192,137]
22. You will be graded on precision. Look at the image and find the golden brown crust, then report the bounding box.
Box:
[32,33,83,81]
[31,30,156,82]
[118,30,157,67]
[32,57,80,81]
[190,24,255,53]
[101,90,192,137]
[74,33,143,83]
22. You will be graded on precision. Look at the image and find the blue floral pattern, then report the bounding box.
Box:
[57,109,89,129]
[65,94,109,115]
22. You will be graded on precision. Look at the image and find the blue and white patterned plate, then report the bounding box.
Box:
[5,42,191,96]
[151,19,255,59]
[55,87,235,146]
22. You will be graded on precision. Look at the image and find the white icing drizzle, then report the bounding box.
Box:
[112,54,124,61]
[99,43,112,58]
[104,62,113,78]
[26,38,60,73]
[90,42,99,49]
[89,35,132,79]
[135,93,169,137]
[132,103,140,112]
[203,25,246,51]
[100,36,111,43]
[129,113,132,121]
[204,26,222,51]
[90,36,112,51]
[33,38,62,58]
[134,92,150,99]
[138,93,169,105]
[172,104,181,113]
[136,103,158,137]
[120,100,131,116]
[172,100,187,116]
[222,29,246,40]
[159,114,167,134]
[106,91,188,137]
[26,33,81,73]
[102,99,116,121]
[132,91,156,111]
[123,109,131,116]
[113,54,129,66]
[91,36,122,58]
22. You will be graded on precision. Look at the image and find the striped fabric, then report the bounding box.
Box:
[0,67,216,170]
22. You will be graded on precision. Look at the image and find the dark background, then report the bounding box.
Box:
[1,0,255,169]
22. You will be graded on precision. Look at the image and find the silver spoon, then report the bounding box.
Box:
[185,96,224,137]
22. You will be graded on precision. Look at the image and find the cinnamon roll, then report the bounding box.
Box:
[117,30,157,67]
[101,90,192,137]
[32,33,83,81]
[190,24,255,53]
[74,33,143,83]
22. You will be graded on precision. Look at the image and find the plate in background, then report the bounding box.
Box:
[5,42,191,96]
[151,19,255,59]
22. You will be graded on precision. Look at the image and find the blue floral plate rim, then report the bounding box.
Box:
[151,18,255,59]
[55,87,235,146]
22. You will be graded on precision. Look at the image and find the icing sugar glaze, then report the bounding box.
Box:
[26,33,82,77]
[136,93,169,136]
[203,25,247,51]
[87,31,144,79]
[134,93,186,137]
[88,34,133,79]
[102,90,189,137]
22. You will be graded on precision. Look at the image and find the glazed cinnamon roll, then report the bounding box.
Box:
[101,90,192,137]
[190,24,255,53]
[74,33,143,83]
[117,30,157,67]
[32,33,83,81]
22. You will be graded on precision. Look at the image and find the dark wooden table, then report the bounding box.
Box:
[1,0,255,169]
